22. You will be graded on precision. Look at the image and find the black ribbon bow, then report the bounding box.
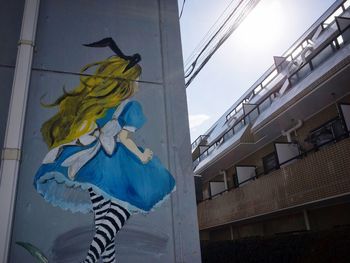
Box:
[83,38,141,73]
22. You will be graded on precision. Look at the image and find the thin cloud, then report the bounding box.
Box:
[189,114,210,131]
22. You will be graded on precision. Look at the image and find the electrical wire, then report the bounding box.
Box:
[184,0,240,67]
[179,0,186,19]
[185,0,261,88]
[184,0,244,76]
[0,63,162,86]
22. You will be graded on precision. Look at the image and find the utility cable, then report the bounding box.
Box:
[184,0,240,67]
[184,0,245,79]
[179,0,186,19]
[185,0,261,87]
[0,63,162,86]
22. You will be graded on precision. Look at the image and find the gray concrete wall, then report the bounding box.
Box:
[308,203,350,230]
[201,202,350,241]
[0,0,25,167]
[8,0,201,262]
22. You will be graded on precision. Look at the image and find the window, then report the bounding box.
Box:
[305,117,347,148]
[262,152,279,174]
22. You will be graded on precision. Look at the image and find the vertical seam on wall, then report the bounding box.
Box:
[156,0,178,261]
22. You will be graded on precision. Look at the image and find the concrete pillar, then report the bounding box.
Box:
[158,0,201,261]
[230,225,234,240]
[303,209,311,231]
[222,170,228,190]
[4,1,201,262]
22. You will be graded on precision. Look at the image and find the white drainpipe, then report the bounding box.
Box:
[281,120,303,142]
[0,0,40,261]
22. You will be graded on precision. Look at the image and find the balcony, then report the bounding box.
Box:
[192,135,209,151]
[197,136,350,230]
[193,1,350,173]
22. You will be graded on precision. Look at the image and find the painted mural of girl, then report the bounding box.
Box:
[34,38,176,263]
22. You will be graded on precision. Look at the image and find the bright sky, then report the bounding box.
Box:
[179,0,336,142]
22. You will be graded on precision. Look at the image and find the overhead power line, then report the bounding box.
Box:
[184,0,239,67]
[179,0,186,19]
[185,0,261,88]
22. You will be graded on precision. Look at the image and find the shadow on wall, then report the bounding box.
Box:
[201,226,350,263]
[51,222,169,262]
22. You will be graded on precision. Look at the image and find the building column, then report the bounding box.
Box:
[158,0,201,261]
[222,170,228,190]
[303,209,311,231]
[0,0,40,261]
[230,225,234,240]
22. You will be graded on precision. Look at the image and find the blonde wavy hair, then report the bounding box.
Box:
[41,56,142,149]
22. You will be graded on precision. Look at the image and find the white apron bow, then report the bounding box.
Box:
[42,99,129,180]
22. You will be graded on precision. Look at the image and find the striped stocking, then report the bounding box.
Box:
[84,188,131,263]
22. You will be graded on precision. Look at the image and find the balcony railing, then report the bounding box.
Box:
[197,135,350,230]
[191,135,210,150]
[198,117,349,203]
[225,2,349,124]
[193,2,350,168]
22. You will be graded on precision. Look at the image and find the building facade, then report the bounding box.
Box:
[193,0,350,241]
[0,0,201,262]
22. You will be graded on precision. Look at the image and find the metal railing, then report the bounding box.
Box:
[225,1,349,123]
[198,122,349,204]
[225,69,278,122]
[193,2,350,168]
[191,135,210,150]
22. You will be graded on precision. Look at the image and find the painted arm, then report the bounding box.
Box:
[118,129,153,164]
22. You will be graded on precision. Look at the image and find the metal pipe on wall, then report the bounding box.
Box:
[0,0,40,261]
[281,120,303,142]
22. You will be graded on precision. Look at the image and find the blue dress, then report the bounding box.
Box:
[34,100,176,214]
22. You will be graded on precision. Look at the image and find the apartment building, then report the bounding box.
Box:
[192,0,350,241]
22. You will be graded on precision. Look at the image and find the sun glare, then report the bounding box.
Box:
[235,0,284,50]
